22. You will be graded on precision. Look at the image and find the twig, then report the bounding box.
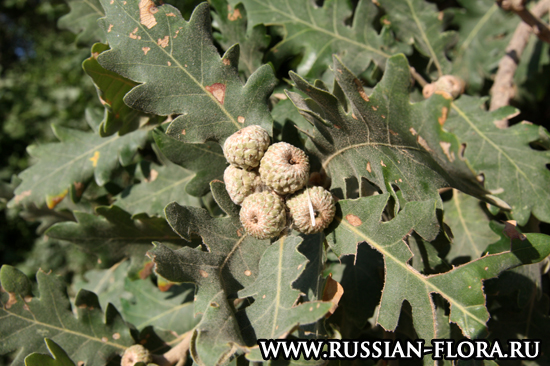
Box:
[409,66,428,88]
[490,0,550,128]
[152,331,193,366]
[498,0,550,43]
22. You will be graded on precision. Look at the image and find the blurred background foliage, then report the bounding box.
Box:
[0,0,98,274]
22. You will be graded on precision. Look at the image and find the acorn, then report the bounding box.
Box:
[240,191,286,239]
[259,142,310,195]
[223,125,270,170]
[121,344,152,366]
[286,186,336,234]
[223,165,263,205]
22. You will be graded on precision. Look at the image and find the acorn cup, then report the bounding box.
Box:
[259,142,310,195]
[223,125,270,170]
[240,191,287,239]
[286,186,336,235]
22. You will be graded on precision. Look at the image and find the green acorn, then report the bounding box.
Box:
[287,186,336,234]
[223,125,270,169]
[259,142,309,195]
[223,165,262,205]
[240,191,286,239]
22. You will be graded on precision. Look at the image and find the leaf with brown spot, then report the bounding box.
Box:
[97,0,277,144]
[288,55,501,234]
[326,193,550,343]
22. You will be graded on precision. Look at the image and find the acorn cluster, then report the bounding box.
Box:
[223,125,336,239]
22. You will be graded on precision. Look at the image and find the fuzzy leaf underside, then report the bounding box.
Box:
[447,97,550,226]
[97,0,277,144]
[152,129,227,197]
[231,0,408,79]
[378,0,456,77]
[449,0,517,92]
[8,124,147,209]
[45,205,188,265]
[327,194,550,341]
[288,55,494,226]
[58,0,106,45]
[0,267,133,366]
[83,43,142,136]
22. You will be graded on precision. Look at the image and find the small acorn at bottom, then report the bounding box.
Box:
[121,344,152,366]
[240,191,286,239]
[287,186,336,234]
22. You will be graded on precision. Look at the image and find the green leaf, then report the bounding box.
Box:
[121,278,199,334]
[83,43,142,136]
[152,129,227,197]
[149,182,272,365]
[114,161,202,216]
[325,244,384,330]
[97,0,277,144]
[210,0,270,77]
[58,0,106,45]
[148,244,246,366]
[449,0,517,92]
[8,123,148,209]
[288,55,494,223]
[237,236,332,344]
[45,206,189,267]
[230,0,408,79]
[73,260,133,311]
[378,0,456,77]
[0,266,133,366]
[447,97,550,225]
[327,193,550,341]
[443,190,500,264]
[24,339,76,366]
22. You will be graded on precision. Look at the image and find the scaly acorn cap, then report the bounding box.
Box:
[287,186,336,234]
[223,165,262,205]
[240,191,286,239]
[223,125,270,169]
[259,142,309,195]
[121,344,152,366]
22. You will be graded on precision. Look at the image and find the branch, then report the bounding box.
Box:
[498,0,550,43]
[490,0,550,128]
[152,331,193,366]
